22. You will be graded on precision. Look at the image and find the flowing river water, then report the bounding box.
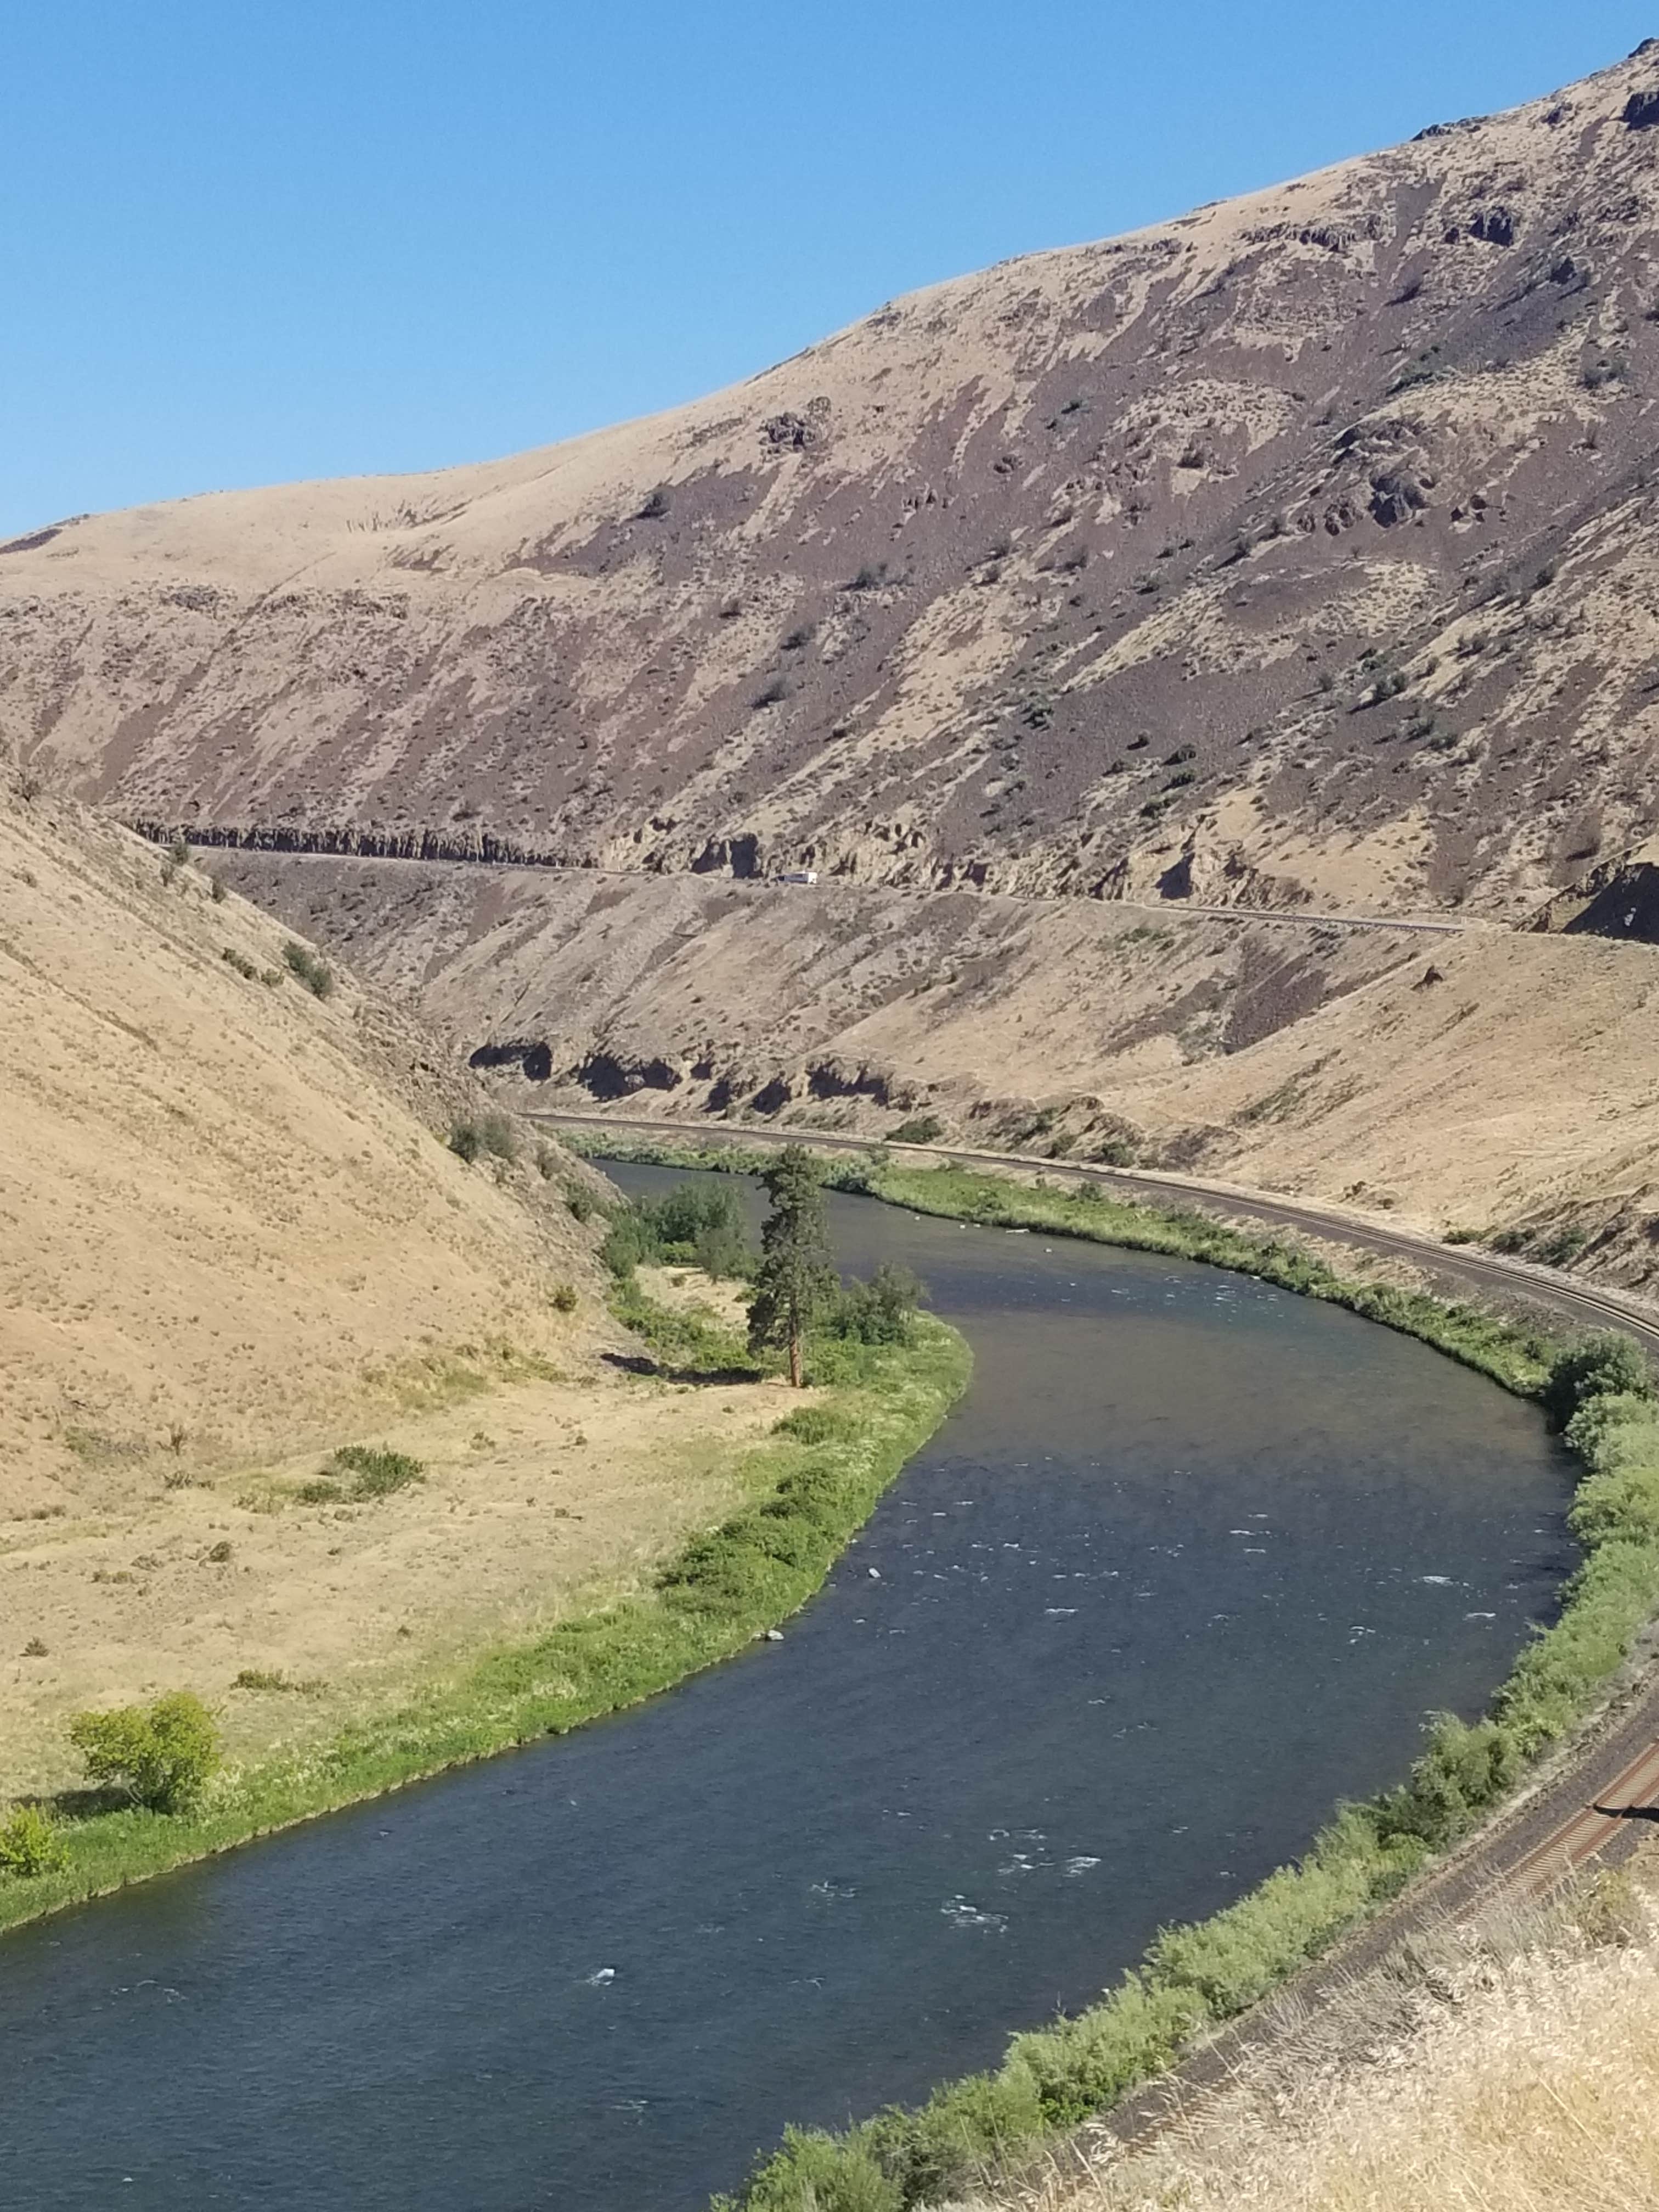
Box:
[0,1166,1573,2210]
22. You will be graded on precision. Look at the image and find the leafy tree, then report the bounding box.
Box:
[747,1147,838,1387]
[67,1690,219,1813]
[1542,1330,1655,1431]
[832,1262,923,1345]
[0,1804,67,1878]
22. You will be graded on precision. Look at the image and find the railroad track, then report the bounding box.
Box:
[531,1109,1659,1354]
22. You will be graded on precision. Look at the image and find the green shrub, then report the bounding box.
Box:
[602,1181,753,1283]
[550,1283,578,1313]
[719,2126,902,2212]
[330,1444,425,1499]
[890,1116,945,1146]
[566,1185,598,1223]
[772,1404,859,1444]
[281,941,335,998]
[831,1263,923,1345]
[221,946,259,980]
[0,1804,68,1879]
[1542,1331,1655,1430]
[297,1477,343,1504]
[448,1121,483,1163]
[67,1690,218,1813]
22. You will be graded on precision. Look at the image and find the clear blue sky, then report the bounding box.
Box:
[4,3,1654,534]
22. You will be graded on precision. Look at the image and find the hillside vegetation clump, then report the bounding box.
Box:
[280,939,334,998]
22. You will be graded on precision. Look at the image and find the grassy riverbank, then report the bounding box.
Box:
[565,1130,1659,2212]
[0,1303,969,1936]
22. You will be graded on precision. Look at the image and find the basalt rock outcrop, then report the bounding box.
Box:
[12,48,1659,932]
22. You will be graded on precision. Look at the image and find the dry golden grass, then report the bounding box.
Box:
[0,785,796,1805]
[968,1862,1659,2212]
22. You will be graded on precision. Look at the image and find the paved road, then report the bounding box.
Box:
[199,835,1469,938]
[531,1109,1659,1353]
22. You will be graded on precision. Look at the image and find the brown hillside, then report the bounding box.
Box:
[9,44,1659,923]
[0,776,800,1795]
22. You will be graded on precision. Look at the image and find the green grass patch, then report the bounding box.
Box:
[0,1302,968,1936]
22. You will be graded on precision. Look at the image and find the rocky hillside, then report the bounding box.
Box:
[10,44,1659,925]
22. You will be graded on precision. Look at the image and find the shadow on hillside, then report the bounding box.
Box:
[601,1348,764,1387]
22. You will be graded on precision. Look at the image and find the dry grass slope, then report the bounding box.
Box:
[977,1859,1659,2212]
[0,778,810,1801]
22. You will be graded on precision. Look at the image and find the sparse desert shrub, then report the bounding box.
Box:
[221,947,259,980]
[780,623,816,651]
[330,1444,425,1499]
[477,1113,518,1162]
[205,1540,233,1564]
[232,1669,295,1692]
[752,676,789,711]
[550,1283,578,1313]
[565,1184,597,1223]
[22,1637,47,1658]
[449,1113,517,1165]
[637,485,672,519]
[67,1690,219,1813]
[297,1477,343,1504]
[0,1805,67,1879]
[844,562,887,592]
[890,1115,944,1146]
[281,941,334,998]
[209,873,228,903]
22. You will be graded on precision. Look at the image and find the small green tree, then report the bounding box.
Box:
[747,1146,838,1387]
[67,1690,219,1813]
[0,1804,68,1878]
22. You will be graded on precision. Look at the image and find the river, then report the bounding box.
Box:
[0,1166,1573,2209]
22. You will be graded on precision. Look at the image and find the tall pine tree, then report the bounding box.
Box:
[746,1146,838,1387]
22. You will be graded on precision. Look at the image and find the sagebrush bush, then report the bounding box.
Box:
[281,940,334,998]
[449,1113,517,1165]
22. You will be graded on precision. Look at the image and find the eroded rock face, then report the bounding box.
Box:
[13,51,1659,930]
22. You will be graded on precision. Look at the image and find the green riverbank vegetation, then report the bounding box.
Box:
[555,1131,1659,2212]
[0,1167,968,1936]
